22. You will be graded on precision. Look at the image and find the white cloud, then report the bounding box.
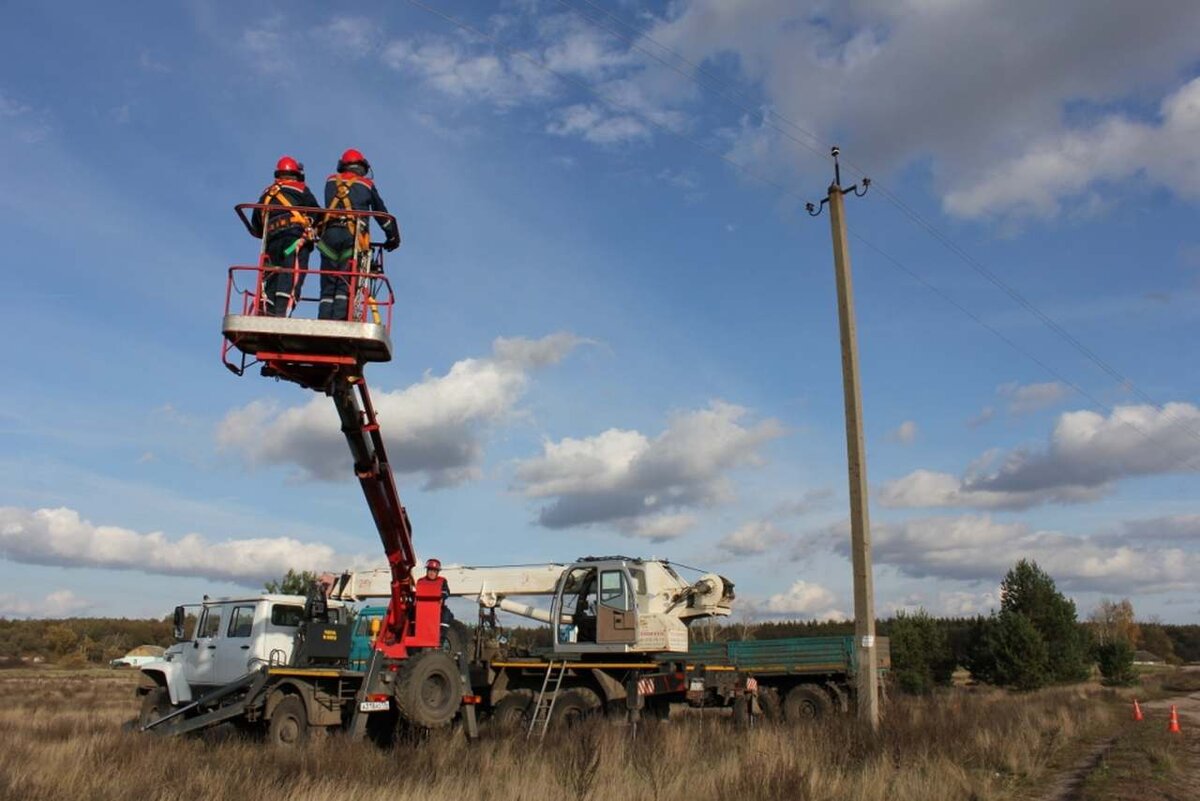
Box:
[943,77,1200,219]
[881,402,1200,510]
[217,333,582,489]
[514,401,784,534]
[761,580,845,619]
[999,381,1071,415]
[546,104,650,145]
[382,36,556,107]
[323,16,378,53]
[718,519,788,556]
[888,420,918,444]
[640,1,1200,214]
[0,507,367,586]
[0,589,92,619]
[837,514,1200,594]
[889,589,1000,618]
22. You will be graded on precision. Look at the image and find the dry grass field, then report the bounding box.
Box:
[0,670,1125,801]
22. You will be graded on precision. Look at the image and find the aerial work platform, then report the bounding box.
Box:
[221,202,399,391]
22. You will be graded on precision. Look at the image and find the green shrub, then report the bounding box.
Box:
[1095,641,1137,686]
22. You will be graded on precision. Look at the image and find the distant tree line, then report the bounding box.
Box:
[3,560,1196,681]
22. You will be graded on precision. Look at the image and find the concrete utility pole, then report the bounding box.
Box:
[807,146,879,732]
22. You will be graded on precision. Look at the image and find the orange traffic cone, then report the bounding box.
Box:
[1132,698,1144,722]
[1167,705,1181,734]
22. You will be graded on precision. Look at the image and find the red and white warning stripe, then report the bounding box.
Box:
[637,677,656,697]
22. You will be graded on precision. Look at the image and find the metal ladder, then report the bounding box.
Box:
[527,660,567,740]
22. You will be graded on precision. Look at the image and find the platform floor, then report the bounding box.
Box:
[222,314,393,363]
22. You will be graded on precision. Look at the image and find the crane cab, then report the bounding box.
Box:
[221,202,399,391]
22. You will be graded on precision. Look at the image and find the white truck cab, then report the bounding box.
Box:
[143,594,345,704]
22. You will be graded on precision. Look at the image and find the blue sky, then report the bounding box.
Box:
[2,1,1199,625]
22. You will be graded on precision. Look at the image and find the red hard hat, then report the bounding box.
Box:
[425,558,442,571]
[338,148,370,172]
[274,156,304,177]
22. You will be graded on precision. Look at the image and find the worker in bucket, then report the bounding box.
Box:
[249,156,319,317]
[317,148,400,320]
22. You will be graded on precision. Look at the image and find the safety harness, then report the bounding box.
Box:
[320,175,372,257]
[263,182,312,236]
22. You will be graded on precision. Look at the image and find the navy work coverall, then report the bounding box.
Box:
[249,180,319,317]
[318,172,399,320]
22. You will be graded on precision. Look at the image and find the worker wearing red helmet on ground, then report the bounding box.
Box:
[317,149,400,320]
[422,558,453,631]
[249,157,319,316]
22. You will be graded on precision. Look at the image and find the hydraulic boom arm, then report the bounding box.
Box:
[331,375,421,656]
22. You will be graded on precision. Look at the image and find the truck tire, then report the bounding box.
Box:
[490,689,534,732]
[268,695,309,747]
[550,687,602,728]
[394,649,462,729]
[138,687,172,729]
[441,619,470,658]
[783,684,832,722]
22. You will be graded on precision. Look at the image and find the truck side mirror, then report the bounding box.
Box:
[173,606,186,641]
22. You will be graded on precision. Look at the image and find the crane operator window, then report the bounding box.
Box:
[599,570,632,612]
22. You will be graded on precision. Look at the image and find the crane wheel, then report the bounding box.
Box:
[394,649,463,729]
[489,689,534,732]
[441,619,470,657]
[268,695,309,747]
[550,687,602,728]
[783,684,832,722]
[138,687,172,729]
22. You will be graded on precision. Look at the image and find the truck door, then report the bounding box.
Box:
[214,604,256,683]
[596,568,637,645]
[184,605,224,688]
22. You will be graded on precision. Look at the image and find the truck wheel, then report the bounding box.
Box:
[490,689,534,731]
[550,687,602,728]
[784,684,832,722]
[758,687,782,722]
[394,650,462,729]
[138,687,172,729]
[441,619,470,657]
[268,695,309,747]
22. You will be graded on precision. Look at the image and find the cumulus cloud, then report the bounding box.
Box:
[888,420,918,444]
[379,2,1200,216]
[881,403,1200,510]
[760,580,845,620]
[943,76,1200,219]
[888,589,1000,618]
[0,589,92,619]
[514,401,784,536]
[217,333,582,489]
[999,381,1071,415]
[0,507,365,586]
[382,37,556,107]
[1113,515,1200,545]
[835,514,1200,594]
[718,519,789,556]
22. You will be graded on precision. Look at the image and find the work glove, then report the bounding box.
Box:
[384,234,401,252]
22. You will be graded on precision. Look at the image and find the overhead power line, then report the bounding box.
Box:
[406,0,1200,468]
[551,0,1200,456]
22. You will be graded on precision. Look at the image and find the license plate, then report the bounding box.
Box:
[358,700,389,712]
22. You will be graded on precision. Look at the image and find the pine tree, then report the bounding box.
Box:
[263,569,319,595]
[999,559,1089,683]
